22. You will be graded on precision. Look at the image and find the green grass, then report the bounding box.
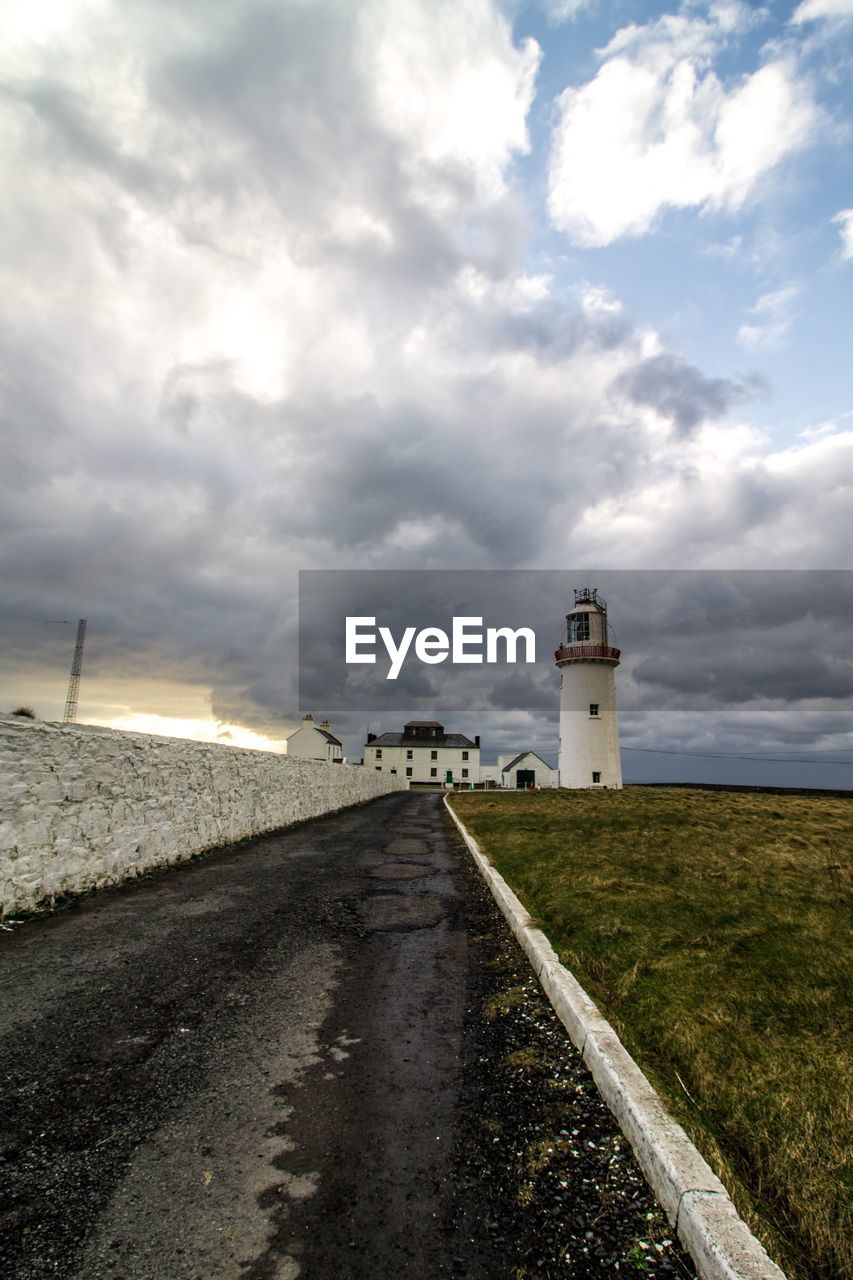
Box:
[450,787,853,1280]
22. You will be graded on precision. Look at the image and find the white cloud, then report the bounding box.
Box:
[700,233,744,259]
[362,0,541,209]
[538,0,593,23]
[791,0,853,23]
[737,285,801,351]
[547,7,817,245]
[566,427,853,569]
[708,1,763,35]
[832,208,853,260]
[799,409,853,439]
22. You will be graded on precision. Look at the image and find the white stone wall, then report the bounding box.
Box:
[0,715,405,916]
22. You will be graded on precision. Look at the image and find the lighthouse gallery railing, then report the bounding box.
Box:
[554,643,621,663]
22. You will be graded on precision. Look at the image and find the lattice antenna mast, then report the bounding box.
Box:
[63,619,87,723]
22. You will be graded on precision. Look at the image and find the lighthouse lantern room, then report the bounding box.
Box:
[555,588,622,789]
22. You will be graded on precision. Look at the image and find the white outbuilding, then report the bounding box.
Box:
[286,714,343,763]
[497,751,558,789]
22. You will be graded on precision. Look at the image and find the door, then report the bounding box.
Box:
[516,769,535,789]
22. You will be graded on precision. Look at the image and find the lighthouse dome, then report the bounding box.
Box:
[564,587,609,648]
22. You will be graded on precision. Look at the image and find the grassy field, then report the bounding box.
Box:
[450,787,852,1280]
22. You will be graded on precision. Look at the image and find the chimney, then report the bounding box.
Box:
[320,720,332,732]
[367,732,376,744]
[303,713,314,723]
[475,735,480,747]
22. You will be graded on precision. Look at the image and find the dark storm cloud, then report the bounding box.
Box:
[623,570,853,635]
[490,671,557,713]
[270,398,561,562]
[633,652,853,701]
[297,569,562,738]
[615,354,765,434]
[469,293,634,361]
[149,2,376,207]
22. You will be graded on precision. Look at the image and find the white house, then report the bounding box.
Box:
[286,714,343,763]
[364,721,480,786]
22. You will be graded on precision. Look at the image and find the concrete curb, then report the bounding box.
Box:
[444,794,787,1280]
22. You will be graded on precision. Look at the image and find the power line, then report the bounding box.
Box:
[622,746,853,764]
[713,744,853,755]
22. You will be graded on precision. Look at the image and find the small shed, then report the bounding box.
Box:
[499,751,557,789]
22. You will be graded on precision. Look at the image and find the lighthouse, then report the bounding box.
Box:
[555,588,622,789]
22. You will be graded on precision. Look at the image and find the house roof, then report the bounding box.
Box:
[404,720,444,729]
[501,751,553,772]
[367,731,477,748]
[285,722,341,747]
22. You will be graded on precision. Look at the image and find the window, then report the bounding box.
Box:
[375,766,382,772]
[592,771,601,783]
[406,767,412,777]
[406,749,413,760]
[430,767,437,777]
[431,750,437,760]
[375,748,382,759]
[589,703,599,717]
[462,768,469,778]
[462,750,468,761]
[569,612,591,643]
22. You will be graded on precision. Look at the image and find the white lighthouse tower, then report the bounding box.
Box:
[555,588,622,789]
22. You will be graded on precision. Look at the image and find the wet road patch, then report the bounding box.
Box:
[384,837,430,855]
[359,893,445,931]
[369,862,436,880]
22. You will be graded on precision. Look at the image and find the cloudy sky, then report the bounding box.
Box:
[1,0,852,781]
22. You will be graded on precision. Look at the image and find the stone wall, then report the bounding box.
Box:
[0,715,405,915]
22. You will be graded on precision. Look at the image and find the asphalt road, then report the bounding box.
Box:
[0,791,695,1279]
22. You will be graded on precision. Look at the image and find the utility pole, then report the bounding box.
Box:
[63,619,87,724]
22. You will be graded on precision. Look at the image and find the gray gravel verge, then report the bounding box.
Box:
[444,794,788,1280]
